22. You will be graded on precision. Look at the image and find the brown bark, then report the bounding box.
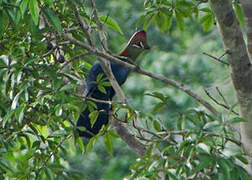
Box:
[209,0,252,175]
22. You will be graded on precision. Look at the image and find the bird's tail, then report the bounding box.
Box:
[77,101,110,138]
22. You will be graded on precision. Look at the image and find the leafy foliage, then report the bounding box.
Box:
[139,0,215,32]
[128,109,248,179]
[0,0,249,179]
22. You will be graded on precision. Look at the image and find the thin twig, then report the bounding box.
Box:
[157,130,242,146]
[218,51,228,59]
[59,51,91,71]
[204,89,239,115]
[73,2,93,46]
[38,134,72,175]
[83,96,115,105]
[112,114,128,124]
[90,0,109,52]
[215,86,228,106]
[132,115,163,139]
[203,52,229,66]
[42,47,57,58]
[102,13,110,26]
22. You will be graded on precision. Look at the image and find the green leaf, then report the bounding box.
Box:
[153,120,161,131]
[19,133,31,149]
[16,105,25,124]
[107,130,119,138]
[96,73,104,82]
[200,14,214,31]
[11,90,23,109]
[62,103,79,112]
[59,84,77,91]
[165,10,173,31]
[143,14,153,30]
[227,117,247,124]
[86,136,97,152]
[0,159,12,172]
[152,102,165,114]
[98,85,106,94]
[193,154,212,173]
[175,9,184,30]
[177,115,184,130]
[218,159,231,180]
[77,126,86,132]
[55,104,63,116]
[101,81,111,87]
[87,100,97,110]
[3,110,15,127]
[20,0,29,18]
[32,140,40,149]
[0,10,6,37]
[29,0,39,25]
[43,0,54,8]
[199,8,212,13]
[50,130,68,137]
[99,16,123,35]
[145,145,153,157]
[89,110,99,128]
[45,168,54,180]
[236,166,250,180]
[136,15,145,28]
[155,12,168,32]
[76,137,85,153]
[203,120,220,131]
[104,133,113,156]
[146,92,167,101]
[233,2,244,27]
[42,7,62,33]
[235,155,248,165]
[5,9,18,27]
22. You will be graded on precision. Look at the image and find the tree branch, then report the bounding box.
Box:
[62,33,218,116]
[88,0,146,156]
[204,89,239,115]
[203,52,229,66]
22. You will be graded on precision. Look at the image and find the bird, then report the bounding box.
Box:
[77,30,150,138]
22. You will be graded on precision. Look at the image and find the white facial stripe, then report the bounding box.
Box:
[139,41,144,48]
[132,44,141,48]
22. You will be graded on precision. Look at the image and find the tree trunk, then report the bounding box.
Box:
[209,0,252,175]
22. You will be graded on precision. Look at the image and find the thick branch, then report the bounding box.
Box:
[111,115,147,156]
[62,34,218,115]
[88,0,146,156]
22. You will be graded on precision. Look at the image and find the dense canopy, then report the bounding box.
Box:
[0,0,251,179]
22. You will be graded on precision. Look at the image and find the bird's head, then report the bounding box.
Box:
[120,30,150,61]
